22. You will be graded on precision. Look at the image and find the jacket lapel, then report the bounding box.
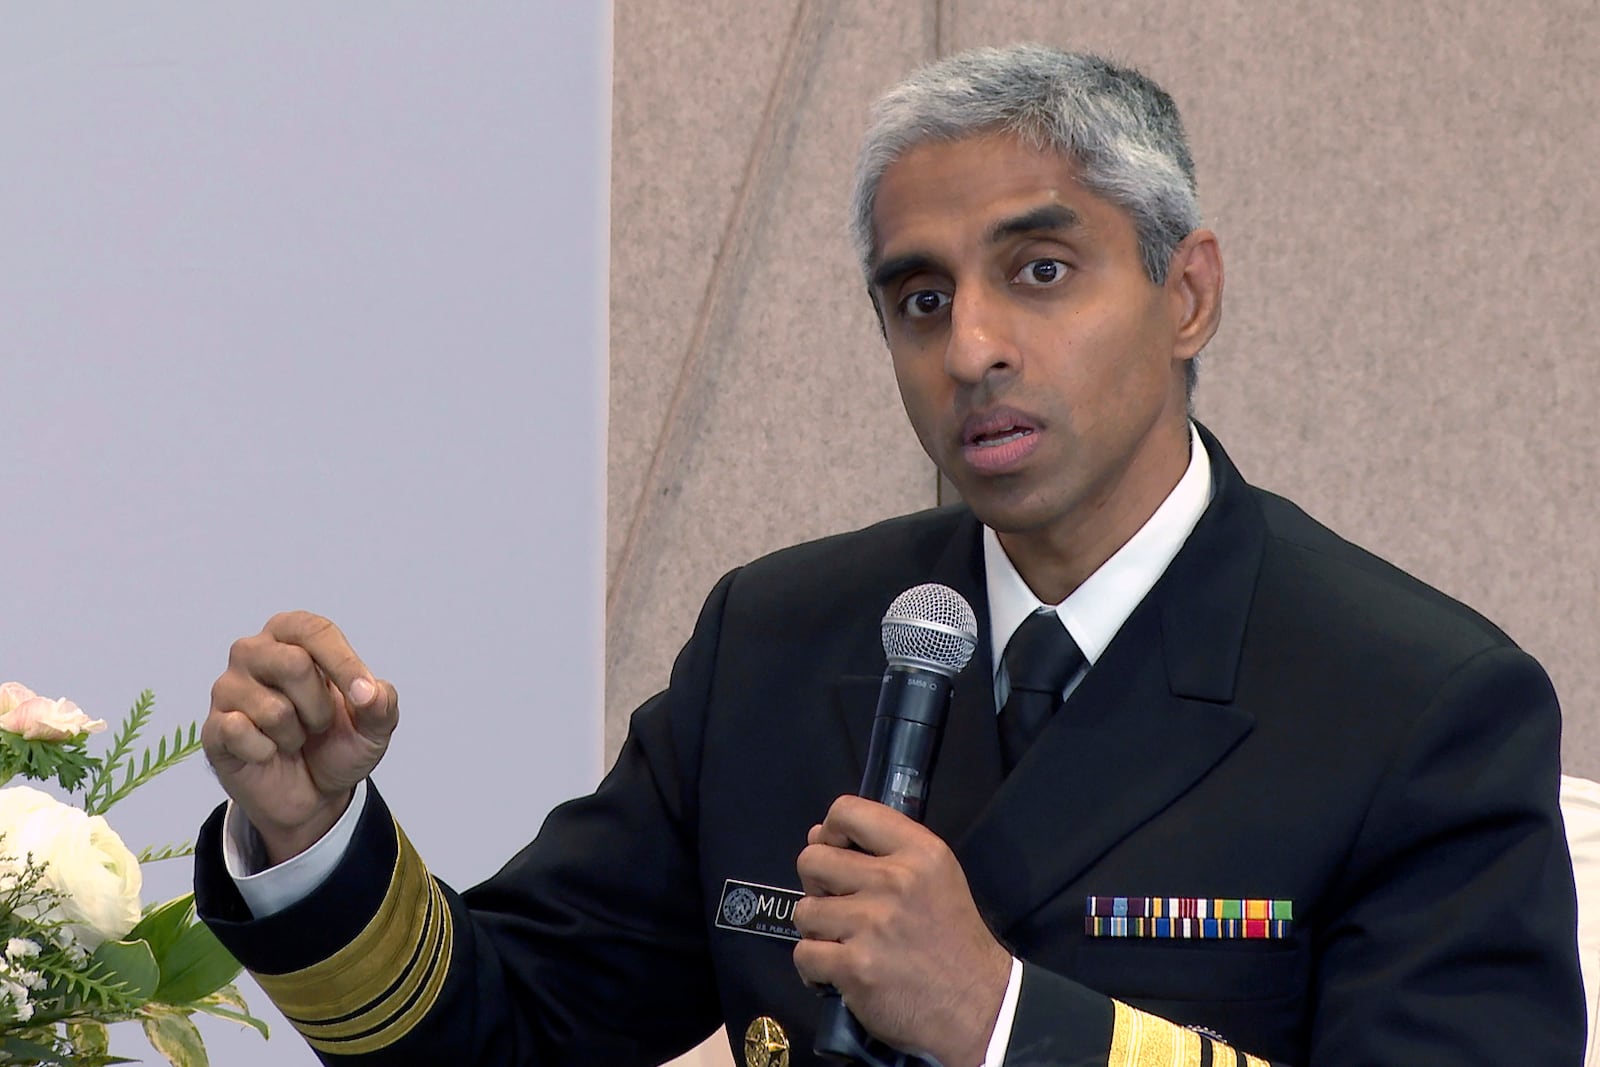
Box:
[957,425,1267,936]
[920,515,1003,844]
[830,509,1003,846]
[827,427,1269,933]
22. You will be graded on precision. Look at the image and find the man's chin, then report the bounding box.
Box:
[952,486,1050,536]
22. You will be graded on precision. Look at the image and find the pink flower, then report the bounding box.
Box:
[0,683,106,741]
[0,683,35,716]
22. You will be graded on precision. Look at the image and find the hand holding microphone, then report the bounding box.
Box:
[795,586,1011,1067]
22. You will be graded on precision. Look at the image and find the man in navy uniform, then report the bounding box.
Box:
[196,45,1584,1066]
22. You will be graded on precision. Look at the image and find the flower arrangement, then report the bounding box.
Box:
[0,683,264,1066]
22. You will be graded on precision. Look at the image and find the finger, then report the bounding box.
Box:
[821,794,924,856]
[204,709,280,766]
[792,892,864,943]
[200,711,236,768]
[211,671,308,752]
[261,611,379,709]
[230,635,337,734]
[345,678,401,743]
[796,840,878,897]
[792,937,853,992]
[809,819,850,849]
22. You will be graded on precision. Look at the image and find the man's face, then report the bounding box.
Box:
[869,131,1208,578]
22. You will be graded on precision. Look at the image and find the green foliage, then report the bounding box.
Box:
[0,1032,68,1063]
[140,1005,208,1067]
[30,954,147,1023]
[64,1020,109,1057]
[79,691,156,807]
[133,842,195,865]
[190,985,269,1041]
[0,1026,136,1066]
[87,941,159,1006]
[129,896,196,965]
[61,1020,137,1064]
[122,893,244,1007]
[0,730,99,793]
[150,924,239,1007]
[82,693,202,817]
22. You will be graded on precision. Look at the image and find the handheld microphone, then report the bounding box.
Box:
[815,583,978,1067]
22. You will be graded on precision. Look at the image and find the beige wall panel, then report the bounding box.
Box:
[950,1,1600,772]
[609,1,797,583]
[608,0,942,768]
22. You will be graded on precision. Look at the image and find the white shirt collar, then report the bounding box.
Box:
[983,422,1213,680]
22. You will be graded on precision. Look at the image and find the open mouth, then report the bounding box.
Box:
[971,426,1034,448]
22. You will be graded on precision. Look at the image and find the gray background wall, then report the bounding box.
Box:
[2,5,608,1065]
[611,4,1599,1064]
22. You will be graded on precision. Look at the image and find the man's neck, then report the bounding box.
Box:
[981,423,1213,684]
[998,422,1194,604]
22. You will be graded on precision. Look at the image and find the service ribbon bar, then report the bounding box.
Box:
[1085,896,1292,939]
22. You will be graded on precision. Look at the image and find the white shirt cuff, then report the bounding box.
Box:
[980,956,1024,1067]
[222,779,370,918]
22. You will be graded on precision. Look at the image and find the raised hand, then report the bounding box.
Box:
[202,611,399,865]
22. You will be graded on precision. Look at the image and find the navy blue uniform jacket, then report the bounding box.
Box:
[197,426,1585,1065]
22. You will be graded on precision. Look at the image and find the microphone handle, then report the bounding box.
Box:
[815,666,954,1066]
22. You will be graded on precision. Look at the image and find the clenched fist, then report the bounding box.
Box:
[202,611,399,865]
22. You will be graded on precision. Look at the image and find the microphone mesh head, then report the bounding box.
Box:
[880,583,979,676]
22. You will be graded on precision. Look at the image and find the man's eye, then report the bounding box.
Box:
[1013,259,1067,286]
[899,290,951,319]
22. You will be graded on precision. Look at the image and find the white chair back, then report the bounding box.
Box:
[1561,774,1600,1064]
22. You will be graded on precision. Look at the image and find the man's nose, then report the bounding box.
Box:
[945,286,1018,384]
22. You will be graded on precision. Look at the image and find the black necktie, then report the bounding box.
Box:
[998,610,1084,772]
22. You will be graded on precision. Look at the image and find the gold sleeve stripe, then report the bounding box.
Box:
[294,875,445,1040]
[304,876,456,1055]
[250,822,455,1054]
[1107,1000,1269,1067]
[290,865,440,1031]
[1108,999,1199,1066]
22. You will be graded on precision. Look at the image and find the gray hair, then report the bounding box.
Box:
[850,44,1202,286]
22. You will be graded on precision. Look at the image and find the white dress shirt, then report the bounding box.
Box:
[978,423,1212,1066]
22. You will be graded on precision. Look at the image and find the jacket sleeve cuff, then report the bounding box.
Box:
[196,781,455,1058]
[223,779,370,918]
[1006,963,1275,1066]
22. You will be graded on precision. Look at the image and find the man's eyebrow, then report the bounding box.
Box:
[988,204,1081,243]
[868,205,1081,290]
[869,252,939,292]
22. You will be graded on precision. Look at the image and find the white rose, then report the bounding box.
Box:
[0,787,142,949]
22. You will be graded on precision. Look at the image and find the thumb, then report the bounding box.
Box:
[345,677,400,742]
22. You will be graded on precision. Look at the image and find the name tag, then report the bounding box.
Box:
[716,879,805,942]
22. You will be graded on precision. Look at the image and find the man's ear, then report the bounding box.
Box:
[1167,229,1223,361]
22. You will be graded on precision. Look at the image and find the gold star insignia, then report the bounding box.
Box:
[743,1015,789,1067]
